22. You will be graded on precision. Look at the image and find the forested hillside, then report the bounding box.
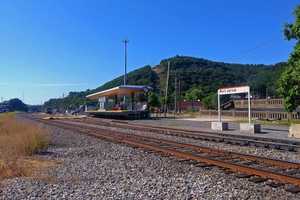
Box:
[43,56,286,110]
[0,98,28,112]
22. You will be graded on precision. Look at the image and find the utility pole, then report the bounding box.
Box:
[164,61,170,117]
[123,39,129,86]
[178,78,181,113]
[174,71,177,115]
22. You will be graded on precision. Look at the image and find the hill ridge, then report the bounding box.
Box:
[43,55,285,110]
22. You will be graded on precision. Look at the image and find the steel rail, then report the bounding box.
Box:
[30,115,300,171]
[35,118,300,187]
[28,115,300,168]
[72,117,300,151]
[57,119,300,169]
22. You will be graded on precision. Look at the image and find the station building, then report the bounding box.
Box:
[85,85,151,120]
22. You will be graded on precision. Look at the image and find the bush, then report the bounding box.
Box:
[148,92,161,109]
[202,93,218,109]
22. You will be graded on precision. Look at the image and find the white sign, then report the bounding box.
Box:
[217,85,251,124]
[218,86,249,95]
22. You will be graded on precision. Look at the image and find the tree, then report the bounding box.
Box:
[278,5,300,120]
[7,98,28,112]
[148,92,161,110]
[202,93,217,109]
[184,87,204,101]
[184,87,204,111]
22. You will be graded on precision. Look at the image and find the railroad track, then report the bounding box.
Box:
[31,116,300,193]
[64,117,300,152]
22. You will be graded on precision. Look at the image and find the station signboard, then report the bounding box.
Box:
[217,85,251,124]
[218,86,249,95]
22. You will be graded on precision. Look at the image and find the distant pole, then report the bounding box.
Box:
[123,39,129,86]
[174,71,177,115]
[164,61,170,117]
[248,90,251,124]
[178,78,181,113]
[218,90,221,122]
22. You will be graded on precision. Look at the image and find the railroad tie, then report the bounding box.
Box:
[266,181,284,188]
[235,173,252,179]
[249,176,268,183]
[285,185,300,194]
[32,117,300,192]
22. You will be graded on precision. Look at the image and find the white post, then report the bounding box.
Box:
[218,91,221,122]
[99,98,101,111]
[164,61,170,117]
[248,90,251,124]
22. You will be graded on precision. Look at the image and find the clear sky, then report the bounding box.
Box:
[0,0,299,105]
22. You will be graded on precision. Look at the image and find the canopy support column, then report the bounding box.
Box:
[131,92,135,111]
[114,95,118,106]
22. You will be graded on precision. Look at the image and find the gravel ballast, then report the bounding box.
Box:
[63,120,300,164]
[1,123,300,200]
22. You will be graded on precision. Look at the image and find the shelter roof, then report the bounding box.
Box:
[86,85,151,100]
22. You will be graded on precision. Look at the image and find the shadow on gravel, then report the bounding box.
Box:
[37,151,56,156]
[257,131,268,134]
[264,128,288,132]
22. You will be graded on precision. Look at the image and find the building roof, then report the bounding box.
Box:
[86,85,151,100]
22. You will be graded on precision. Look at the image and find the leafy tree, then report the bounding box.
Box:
[183,87,203,111]
[278,67,300,113]
[159,94,172,112]
[249,67,283,98]
[202,93,217,109]
[278,5,300,119]
[184,87,204,101]
[148,92,161,109]
[6,98,28,112]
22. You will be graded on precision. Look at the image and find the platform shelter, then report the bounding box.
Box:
[85,85,151,119]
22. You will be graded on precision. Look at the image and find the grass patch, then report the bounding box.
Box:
[232,118,300,126]
[0,113,49,180]
[254,119,300,126]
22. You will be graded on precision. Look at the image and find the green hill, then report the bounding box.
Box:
[0,98,28,112]
[43,56,286,110]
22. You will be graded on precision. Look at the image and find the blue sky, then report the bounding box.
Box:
[0,0,299,105]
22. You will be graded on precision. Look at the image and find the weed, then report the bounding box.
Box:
[0,113,49,180]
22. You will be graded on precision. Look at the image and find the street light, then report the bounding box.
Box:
[122,39,129,85]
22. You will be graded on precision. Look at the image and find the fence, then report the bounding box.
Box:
[199,110,300,120]
[233,98,300,110]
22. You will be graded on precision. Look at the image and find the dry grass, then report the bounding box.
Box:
[0,113,49,180]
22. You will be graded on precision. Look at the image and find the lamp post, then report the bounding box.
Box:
[122,39,129,106]
[122,39,129,86]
